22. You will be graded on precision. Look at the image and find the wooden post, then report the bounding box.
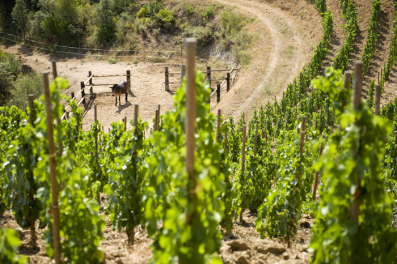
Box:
[28,94,37,248]
[207,66,211,89]
[226,72,230,92]
[351,61,363,224]
[165,67,169,91]
[254,121,258,155]
[344,71,351,89]
[81,81,85,104]
[88,71,93,94]
[94,105,100,203]
[51,60,57,79]
[185,38,197,225]
[42,72,61,264]
[375,84,380,115]
[217,83,221,103]
[181,64,186,84]
[232,132,236,162]
[216,109,221,142]
[240,125,246,223]
[134,104,139,134]
[66,111,69,119]
[312,143,323,201]
[28,95,34,124]
[378,72,379,85]
[126,70,131,92]
[157,104,161,130]
[154,110,159,131]
[297,116,307,182]
[242,125,246,172]
[52,61,63,157]
[124,116,127,131]
[224,131,228,151]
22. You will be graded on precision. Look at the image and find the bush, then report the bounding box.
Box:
[182,23,214,48]
[220,9,246,35]
[186,4,195,16]
[0,64,14,106]
[133,59,139,66]
[234,50,251,67]
[155,10,175,30]
[8,72,42,110]
[201,4,216,20]
[108,58,117,64]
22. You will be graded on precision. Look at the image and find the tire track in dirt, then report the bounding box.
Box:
[215,0,303,121]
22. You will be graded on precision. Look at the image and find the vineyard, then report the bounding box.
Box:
[2,0,397,263]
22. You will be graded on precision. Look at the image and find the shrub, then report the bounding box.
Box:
[201,4,216,20]
[108,58,117,64]
[8,72,42,110]
[0,64,15,106]
[155,10,175,30]
[233,50,251,67]
[220,9,246,34]
[182,23,214,48]
[186,4,195,16]
[133,59,139,66]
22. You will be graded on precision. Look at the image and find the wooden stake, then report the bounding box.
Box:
[52,61,63,157]
[224,131,228,151]
[216,109,221,142]
[232,132,236,162]
[181,64,186,84]
[344,71,351,89]
[351,61,363,224]
[226,72,230,92]
[134,104,139,134]
[240,125,246,223]
[155,110,159,131]
[375,84,380,116]
[28,94,37,248]
[165,67,169,91]
[28,95,34,125]
[207,66,211,89]
[242,125,246,172]
[157,104,161,130]
[185,38,197,225]
[297,116,307,182]
[124,116,127,131]
[88,71,92,94]
[51,60,57,80]
[126,70,131,92]
[254,121,258,155]
[217,83,220,103]
[42,72,61,264]
[312,143,323,201]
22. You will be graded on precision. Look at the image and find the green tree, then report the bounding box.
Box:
[94,0,116,46]
[11,0,29,38]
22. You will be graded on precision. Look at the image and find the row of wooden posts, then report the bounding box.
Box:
[165,66,232,101]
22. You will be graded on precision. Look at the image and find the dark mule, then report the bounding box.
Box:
[110,81,128,106]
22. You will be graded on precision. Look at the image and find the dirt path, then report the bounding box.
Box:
[214,0,323,121]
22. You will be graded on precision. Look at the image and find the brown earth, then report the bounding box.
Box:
[214,0,323,121]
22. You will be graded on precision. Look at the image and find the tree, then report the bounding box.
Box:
[11,0,29,38]
[0,64,14,106]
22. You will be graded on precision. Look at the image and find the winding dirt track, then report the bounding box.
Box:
[214,0,311,121]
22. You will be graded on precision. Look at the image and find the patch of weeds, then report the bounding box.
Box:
[108,58,117,64]
[261,83,275,96]
[284,45,294,58]
[248,17,255,23]
[126,62,131,65]
[133,59,139,66]
[186,4,195,16]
